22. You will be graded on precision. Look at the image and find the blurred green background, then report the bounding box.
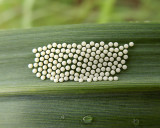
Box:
[0,0,159,29]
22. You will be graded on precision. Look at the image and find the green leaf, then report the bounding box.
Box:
[0,92,160,127]
[0,23,160,128]
[0,23,160,96]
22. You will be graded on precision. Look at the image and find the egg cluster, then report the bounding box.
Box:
[28,41,134,82]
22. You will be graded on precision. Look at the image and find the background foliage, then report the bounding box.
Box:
[0,0,160,29]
